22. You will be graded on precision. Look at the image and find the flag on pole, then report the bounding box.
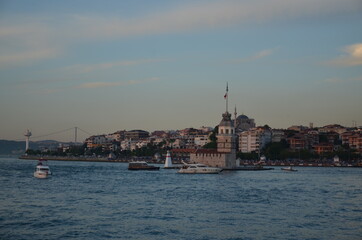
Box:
[224,82,228,99]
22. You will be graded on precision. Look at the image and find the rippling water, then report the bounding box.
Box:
[0,158,361,240]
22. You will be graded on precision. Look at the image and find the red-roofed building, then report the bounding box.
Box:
[171,149,196,162]
[314,143,334,155]
[288,134,307,150]
[342,132,362,153]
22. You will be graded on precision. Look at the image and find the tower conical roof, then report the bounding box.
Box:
[219,112,234,127]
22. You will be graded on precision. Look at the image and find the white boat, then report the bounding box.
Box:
[281,166,297,172]
[34,160,51,178]
[178,163,222,174]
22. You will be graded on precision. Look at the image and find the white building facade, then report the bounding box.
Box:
[239,127,272,153]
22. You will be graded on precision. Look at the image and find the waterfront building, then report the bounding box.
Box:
[239,127,272,153]
[341,132,362,153]
[150,136,165,145]
[110,130,126,141]
[183,135,197,149]
[194,134,210,147]
[120,139,131,150]
[318,124,347,135]
[107,142,119,152]
[85,135,108,148]
[319,131,339,144]
[170,138,186,149]
[135,139,151,149]
[341,132,355,145]
[287,134,307,150]
[304,130,320,149]
[314,143,334,155]
[271,129,285,143]
[125,130,149,140]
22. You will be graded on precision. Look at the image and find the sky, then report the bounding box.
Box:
[1,0,362,142]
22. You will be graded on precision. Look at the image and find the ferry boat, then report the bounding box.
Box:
[178,163,222,174]
[128,161,160,170]
[34,160,51,178]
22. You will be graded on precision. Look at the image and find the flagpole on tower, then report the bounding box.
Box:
[224,82,229,113]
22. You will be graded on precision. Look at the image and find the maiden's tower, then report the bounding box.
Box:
[190,84,238,169]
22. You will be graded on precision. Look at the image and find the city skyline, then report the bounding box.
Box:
[1,0,362,142]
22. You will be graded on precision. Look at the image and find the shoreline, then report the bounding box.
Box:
[19,155,132,163]
[17,155,177,164]
[17,155,362,167]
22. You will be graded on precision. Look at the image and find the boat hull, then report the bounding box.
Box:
[128,161,160,170]
[281,167,298,172]
[178,170,221,174]
[34,172,49,178]
[128,167,160,170]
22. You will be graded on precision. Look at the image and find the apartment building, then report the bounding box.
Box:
[239,127,272,153]
[342,132,362,153]
[125,130,149,140]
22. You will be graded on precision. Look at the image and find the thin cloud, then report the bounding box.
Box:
[75,77,160,89]
[3,0,361,40]
[230,48,276,64]
[65,59,168,74]
[0,22,61,66]
[0,48,59,66]
[321,76,362,84]
[1,0,360,67]
[325,43,362,67]
[69,0,361,39]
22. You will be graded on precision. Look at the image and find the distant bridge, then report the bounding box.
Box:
[21,127,93,143]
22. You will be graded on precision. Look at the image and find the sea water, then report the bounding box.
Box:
[0,158,361,240]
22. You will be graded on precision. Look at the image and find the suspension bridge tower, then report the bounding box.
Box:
[24,129,32,151]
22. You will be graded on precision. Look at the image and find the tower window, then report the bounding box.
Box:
[226,129,229,134]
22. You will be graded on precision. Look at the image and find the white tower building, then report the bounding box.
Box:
[190,83,238,169]
[164,151,173,168]
[24,129,32,151]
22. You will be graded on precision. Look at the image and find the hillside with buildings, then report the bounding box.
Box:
[18,113,362,166]
[0,140,64,156]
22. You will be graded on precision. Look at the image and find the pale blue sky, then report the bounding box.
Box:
[1,0,362,141]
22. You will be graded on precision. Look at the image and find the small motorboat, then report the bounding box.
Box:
[178,163,222,174]
[128,161,160,170]
[34,159,51,178]
[281,166,297,172]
